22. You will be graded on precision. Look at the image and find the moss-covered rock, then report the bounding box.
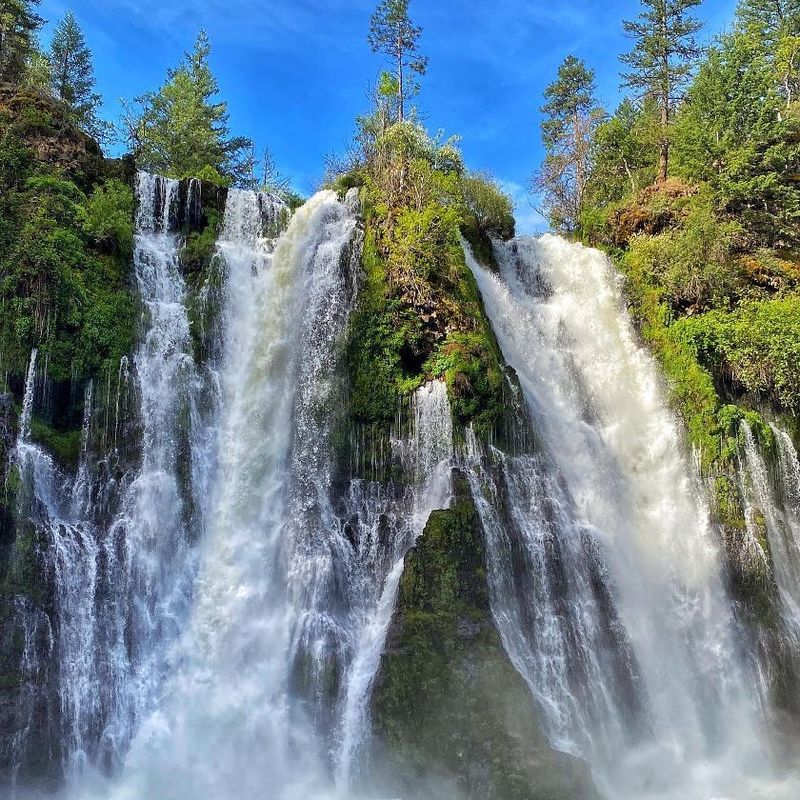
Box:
[343,190,519,478]
[0,88,104,192]
[0,90,138,389]
[369,472,599,800]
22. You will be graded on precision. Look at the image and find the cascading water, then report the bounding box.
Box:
[333,379,454,789]
[2,173,211,794]
[101,188,365,800]
[739,422,800,657]
[462,234,800,799]
[87,185,457,800]
[88,172,212,768]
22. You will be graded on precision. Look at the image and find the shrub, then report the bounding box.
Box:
[674,297,800,411]
[79,178,135,257]
[459,173,515,240]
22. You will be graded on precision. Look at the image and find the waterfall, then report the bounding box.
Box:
[740,422,800,652]
[2,174,212,792]
[10,175,800,799]
[103,189,365,800]
[88,172,211,767]
[462,234,799,799]
[333,379,454,788]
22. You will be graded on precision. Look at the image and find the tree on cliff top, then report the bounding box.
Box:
[0,0,43,84]
[534,55,602,233]
[123,31,253,185]
[369,0,427,123]
[621,0,703,182]
[49,12,107,140]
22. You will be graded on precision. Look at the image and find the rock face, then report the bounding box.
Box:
[0,86,104,189]
[370,471,600,800]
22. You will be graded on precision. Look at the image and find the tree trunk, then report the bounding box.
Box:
[398,41,404,123]
[573,107,584,230]
[658,39,670,183]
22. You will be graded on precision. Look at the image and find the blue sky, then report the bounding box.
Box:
[39,0,738,232]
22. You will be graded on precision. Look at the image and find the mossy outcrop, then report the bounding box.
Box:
[369,472,599,800]
[342,196,522,479]
[0,87,104,191]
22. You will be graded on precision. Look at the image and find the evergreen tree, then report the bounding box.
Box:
[124,31,253,185]
[368,0,427,123]
[621,0,703,182]
[736,0,800,42]
[0,0,43,84]
[49,11,105,138]
[534,55,602,233]
[672,26,800,245]
[586,98,660,205]
[259,146,290,195]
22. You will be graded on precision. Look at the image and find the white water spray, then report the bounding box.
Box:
[463,235,797,799]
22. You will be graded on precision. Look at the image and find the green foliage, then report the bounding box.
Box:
[20,48,50,93]
[387,202,463,295]
[425,332,504,435]
[620,0,702,180]
[79,178,134,256]
[181,208,220,270]
[123,31,253,186]
[49,11,108,141]
[627,193,743,311]
[672,30,800,247]
[346,164,508,445]
[584,99,659,214]
[459,172,515,242]
[535,55,602,233]
[674,297,800,410]
[0,0,43,84]
[0,113,136,384]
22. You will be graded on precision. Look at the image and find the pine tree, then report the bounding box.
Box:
[49,11,105,137]
[0,0,43,84]
[259,146,290,195]
[124,31,253,185]
[736,0,800,42]
[621,0,703,182]
[534,55,602,232]
[368,0,427,123]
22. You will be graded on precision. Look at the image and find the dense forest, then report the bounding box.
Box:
[1,0,800,798]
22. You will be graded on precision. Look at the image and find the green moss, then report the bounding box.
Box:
[0,522,44,603]
[345,194,507,461]
[0,465,22,514]
[28,417,82,470]
[426,331,504,438]
[460,223,499,271]
[371,474,597,800]
[181,208,220,271]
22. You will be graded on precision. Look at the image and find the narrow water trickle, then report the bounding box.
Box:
[740,422,800,646]
[334,379,454,790]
